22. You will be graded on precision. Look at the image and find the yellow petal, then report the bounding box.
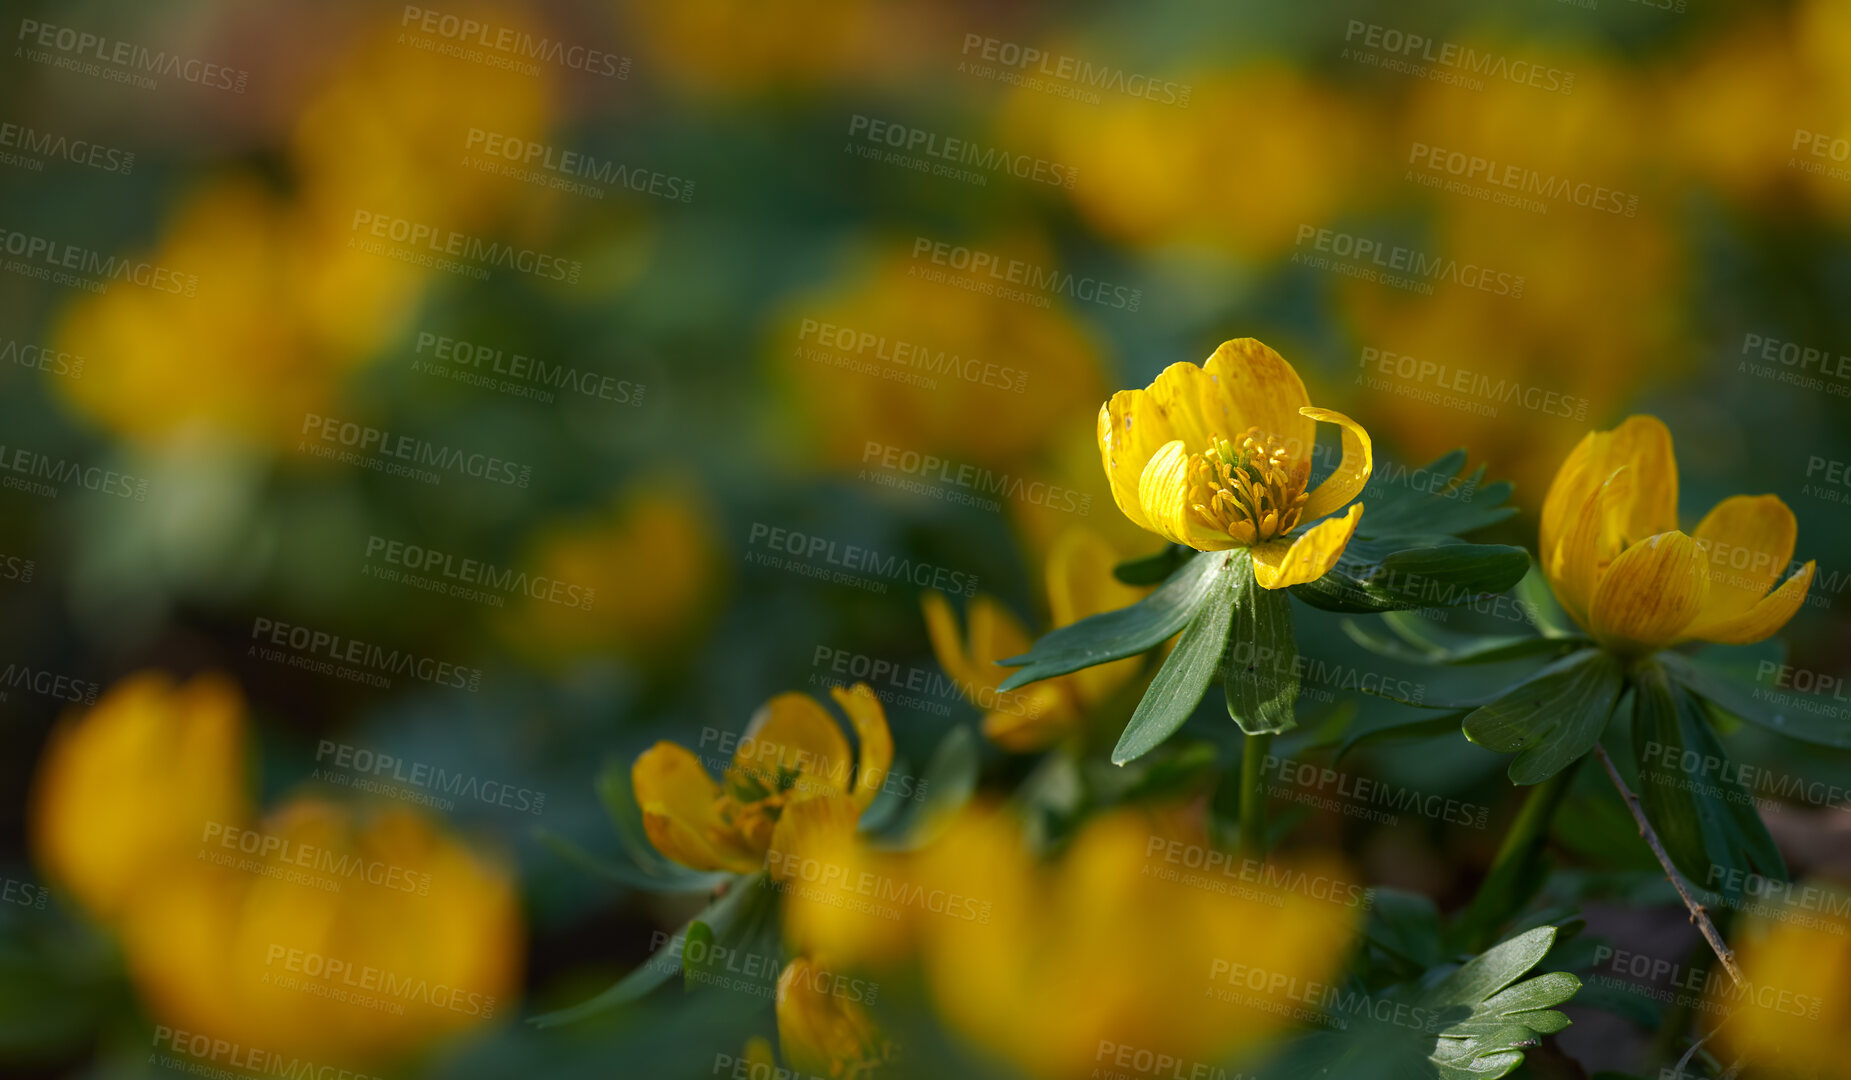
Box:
[1547,464,1637,630]
[830,684,893,812]
[1689,495,1798,627]
[1685,561,1814,646]
[633,742,755,872]
[1045,526,1148,707]
[776,955,885,1077]
[1586,531,1709,655]
[1200,338,1316,480]
[736,693,853,798]
[1540,416,1678,600]
[766,793,862,884]
[1297,406,1373,522]
[1251,503,1363,589]
[1138,440,1239,551]
[981,685,1080,752]
[1098,390,1179,534]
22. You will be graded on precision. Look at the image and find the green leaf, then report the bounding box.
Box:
[1271,925,1580,1080]
[1223,551,1298,735]
[531,871,769,1027]
[681,920,718,992]
[998,550,1230,691]
[1337,711,1473,762]
[535,829,730,893]
[1341,614,1587,667]
[1463,650,1625,785]
[1630,662,1785,900]
[1659,649,1851,749]
[1352,450,1518,540]
[1290,539,1531,614]
[1113,544,1188,585]
[872,725,980,849]
[1112,577,1238,764]
[1365,888,1446,975]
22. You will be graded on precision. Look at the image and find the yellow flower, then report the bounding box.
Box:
[779,804,1358,1080]
[1097,339,1373,588]
[923,526,1148,751]
[772,239,1108,474]
[121,798,522,1064]
[775,955,892,1078]
[499,480,726,666]
[633,685,893,873]
[31,672,250,921]
[1709,879,1851,1076]
[1539,416,1814,657]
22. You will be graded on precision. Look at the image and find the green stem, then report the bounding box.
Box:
[1460,756,1582,952]
[1239,732,1274,860]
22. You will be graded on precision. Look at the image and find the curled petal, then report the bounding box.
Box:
[1685,561,1814,646]
[633,742,755,872]
[1587,531,1709,655]
[1098,390,1178,534]
[766,793,861,884]
[1200,339,1316,481]
[1690,495,1798,627]
[1139,440,1231,550]
[737,693,853,798]
[830,684,893,813]
[1540,415,1678,580]
[1297,406,1373,522]
[1548,465,1636,629]
[1251,503,1363,590]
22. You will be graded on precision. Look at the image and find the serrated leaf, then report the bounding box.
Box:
[998,550,1230,691]
[1112,580,1237,764]
[1269,925,1580,1080]
[1224,551,1298,735]
[1463,650,1624,785]
[1291,540,1531,614]
[1658,648,1851,749]
[1630,662,1785,900]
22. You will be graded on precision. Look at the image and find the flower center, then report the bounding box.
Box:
[1185,430,1306,545]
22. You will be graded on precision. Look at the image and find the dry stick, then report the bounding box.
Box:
[1592,745,1743,987]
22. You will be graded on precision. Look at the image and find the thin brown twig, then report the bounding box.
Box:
[1592,744,1743,987]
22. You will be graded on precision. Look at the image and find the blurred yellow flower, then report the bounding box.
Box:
[633,684,892,873]
[1002,65,1374,259]
[775,955,892,1078]
[1098,339,1372,587]
[1337,61,1683,505]
[499,481,726,666]
[780,804,1359,1080]
[292,13,554,232]
[923,525,1148,751]
[53,177,420,449]
[1540,415,1814,656]
[1710,880,1851,1076]
[625,0,877,96]
[773,240,1108,474]
[31,671,249,921]
[121,798,522,1064]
